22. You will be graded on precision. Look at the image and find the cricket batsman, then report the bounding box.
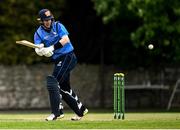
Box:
[34,9,88,121]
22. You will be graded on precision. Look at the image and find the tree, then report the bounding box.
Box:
[128,0,180,63]
[0,0,66,64]
[92,0,180,65]
[93,0,121,24]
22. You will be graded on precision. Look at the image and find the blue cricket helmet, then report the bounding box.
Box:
[38,9,54,21]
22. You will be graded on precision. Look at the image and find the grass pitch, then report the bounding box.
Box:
[0,110,180,129]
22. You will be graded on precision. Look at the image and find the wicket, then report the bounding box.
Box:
[113,73,125,119]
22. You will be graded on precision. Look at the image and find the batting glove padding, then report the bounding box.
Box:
[41,45,54,57]
[35,44,44,56]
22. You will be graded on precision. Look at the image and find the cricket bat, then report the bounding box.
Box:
[16,40,41,49]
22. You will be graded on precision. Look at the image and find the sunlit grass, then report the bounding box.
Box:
[0,110,179,129]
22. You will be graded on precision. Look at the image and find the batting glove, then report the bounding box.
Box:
[44,50,54,57]
[35,44,44,56]
[41,45,54,57]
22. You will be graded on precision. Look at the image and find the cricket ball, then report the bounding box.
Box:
[148,44,154,50]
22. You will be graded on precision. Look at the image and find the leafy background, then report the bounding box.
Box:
[0,0,180,69]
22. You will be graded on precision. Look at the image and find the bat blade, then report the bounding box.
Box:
[16,40,40,49]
